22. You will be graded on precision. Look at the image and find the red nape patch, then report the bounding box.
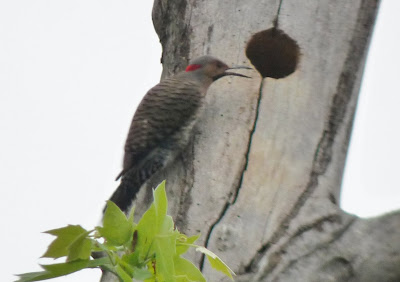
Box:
[185,64,202,72]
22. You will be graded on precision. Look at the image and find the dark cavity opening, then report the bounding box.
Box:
[246,28,300,79]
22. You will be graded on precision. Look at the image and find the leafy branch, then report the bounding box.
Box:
[16,181,235,282]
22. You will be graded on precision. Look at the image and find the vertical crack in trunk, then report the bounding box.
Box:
[233,79,266,203]
[200,78,265,270]
[273,0,284,28]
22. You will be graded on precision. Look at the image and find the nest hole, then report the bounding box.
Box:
[246,28,300,79]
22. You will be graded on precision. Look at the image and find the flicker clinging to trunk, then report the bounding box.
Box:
[108,55,250,212]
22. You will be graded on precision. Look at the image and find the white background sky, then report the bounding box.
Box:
[0,1,399,282]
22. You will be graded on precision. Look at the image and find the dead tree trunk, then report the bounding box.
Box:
[106,0,400,281]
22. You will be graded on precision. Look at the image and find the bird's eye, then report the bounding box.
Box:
[216,62,223,68]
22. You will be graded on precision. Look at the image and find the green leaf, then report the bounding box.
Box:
[67,232,93,261]
[114,264,133,282]
[195,246,235,280]
[154,230,176,281]
[97,200,133,246]
[135,201,156,261]
[40,259,89,275]
[86,257,113,268]
[174,256,206,282]
[121,251,139,269]
[136,182,178,281]
[206,255,234,280]
[42,225,88,259]
[176,234,200,256]
[153,181,168,230]
[135,181,168,261]
[42,257,110,273]
[131,267,153,280]
[15,271,54,282]
[155,201,177,281]
[16,258,111,282]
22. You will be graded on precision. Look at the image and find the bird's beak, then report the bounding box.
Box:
[229,65,253,70]
[213,65,252,81]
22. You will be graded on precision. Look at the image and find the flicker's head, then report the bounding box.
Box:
[185,55,250,81]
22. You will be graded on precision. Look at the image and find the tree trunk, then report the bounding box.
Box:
[103,0,400,281]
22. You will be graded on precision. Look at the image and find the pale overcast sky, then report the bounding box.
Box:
[0,1,399,282]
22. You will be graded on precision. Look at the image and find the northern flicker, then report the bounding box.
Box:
[108,55,250,212]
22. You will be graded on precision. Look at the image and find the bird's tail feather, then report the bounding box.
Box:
[106,153,167,213]
[107,179,141,213]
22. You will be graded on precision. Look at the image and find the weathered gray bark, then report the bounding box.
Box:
[103,0,400,281]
